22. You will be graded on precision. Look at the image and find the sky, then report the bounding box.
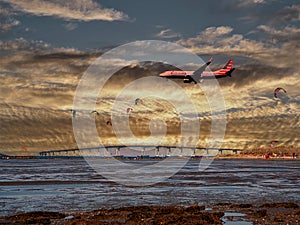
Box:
[0,0,299,155]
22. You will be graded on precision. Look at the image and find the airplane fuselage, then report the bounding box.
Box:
[159,70,232,79]
[159,59,235,83]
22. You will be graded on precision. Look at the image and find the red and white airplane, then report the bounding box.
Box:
[159,58,235,84]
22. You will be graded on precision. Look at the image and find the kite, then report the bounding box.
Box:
[69,109,76,117]
[90,110,100,116]
[274,87,286,98]
[135,98,143,105]
[270,140,279,148]
[127,107,133,113]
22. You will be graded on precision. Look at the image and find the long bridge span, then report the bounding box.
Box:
[39,146,242,157]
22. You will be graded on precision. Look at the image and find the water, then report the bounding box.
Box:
[0,159,299,216]
[222,212,253,225]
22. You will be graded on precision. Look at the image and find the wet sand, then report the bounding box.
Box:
[0,202,299,225]
[1,158,299,224]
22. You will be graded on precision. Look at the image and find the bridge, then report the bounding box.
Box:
[0,153,10,159]
[39,146,242,158]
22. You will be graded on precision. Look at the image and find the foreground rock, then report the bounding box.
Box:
[0,202,299,225]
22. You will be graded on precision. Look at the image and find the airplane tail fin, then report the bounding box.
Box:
[226,68,235,77]
[223,59,233,70]
[223,59,234,77]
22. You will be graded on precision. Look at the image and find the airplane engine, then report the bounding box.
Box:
[183,78,192,83]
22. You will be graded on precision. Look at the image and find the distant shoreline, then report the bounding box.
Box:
[1,154,299,160]
[3,146,299,160]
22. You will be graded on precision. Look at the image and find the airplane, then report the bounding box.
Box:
[159,58,235,84]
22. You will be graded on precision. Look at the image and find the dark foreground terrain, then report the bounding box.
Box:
[0,202,299,225]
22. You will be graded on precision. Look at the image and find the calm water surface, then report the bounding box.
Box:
[0,159,299,216]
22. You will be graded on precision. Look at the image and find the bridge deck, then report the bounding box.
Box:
[39,146,242,157]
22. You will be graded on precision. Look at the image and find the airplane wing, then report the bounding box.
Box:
[190,57,213,83]
[193,57,213,76]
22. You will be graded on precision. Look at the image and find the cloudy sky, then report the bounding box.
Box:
[0,0,299,155]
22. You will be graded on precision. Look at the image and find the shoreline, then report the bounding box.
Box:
[1,202,299,224]
[216,154,300,160]
[3,146,299,160]
[1,154,299,160]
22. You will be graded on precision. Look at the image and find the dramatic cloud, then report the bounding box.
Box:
[179,26,234,44]
[271,4,300,24]
[177,25,300,71]
[237,0,267,7]
[177,26,265,57]
[258,25,300,43]
[256,25,300,69]
[1,51,299,154]
[0,38,50,51]
[234,0,267,8]
[155,29,182,39]
[175,24,299,150]
[0,6,20,33]
[0,18,19,33]
[63,22,78,31]
[1,31,299,155]
[2,0,130,21]
[239,4,300,25]
[0,46,94,154]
